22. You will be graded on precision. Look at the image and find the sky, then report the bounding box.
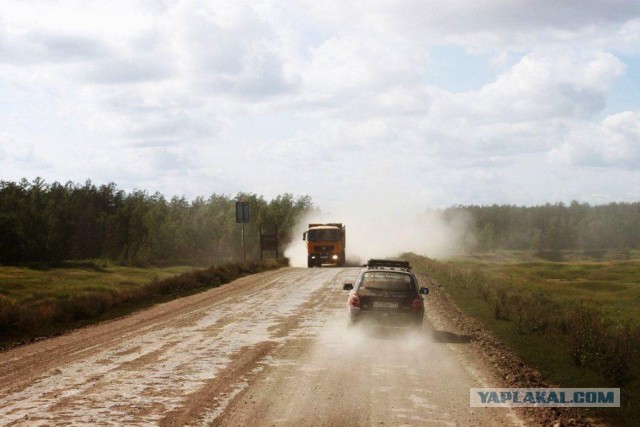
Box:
[1,0,640,213]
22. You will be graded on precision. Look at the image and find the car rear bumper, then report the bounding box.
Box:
[348,307,423,328]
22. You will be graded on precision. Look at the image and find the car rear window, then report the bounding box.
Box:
[360,272,414,292]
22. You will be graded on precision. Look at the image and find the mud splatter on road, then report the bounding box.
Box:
[0,267,523,426]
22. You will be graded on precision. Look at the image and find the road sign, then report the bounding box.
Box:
[235,202,249,223]
[260,224,279,260]
[236,201,250,263]
[260,234,277,251]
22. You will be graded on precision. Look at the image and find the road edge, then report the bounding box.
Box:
[418,272,605,427]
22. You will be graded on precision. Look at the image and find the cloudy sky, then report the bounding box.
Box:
[1,0,639,212]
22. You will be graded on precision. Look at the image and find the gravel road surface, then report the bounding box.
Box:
[0,267,525,426]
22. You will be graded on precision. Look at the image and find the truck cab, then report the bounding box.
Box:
[303,223,346,267]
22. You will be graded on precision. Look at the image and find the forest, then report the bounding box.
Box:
[444,202,640,255]
[0,178,312,266]
[2,178,640,266]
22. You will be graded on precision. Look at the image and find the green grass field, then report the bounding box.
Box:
[0,259,284,348]
[408,251,640,427]
[452,253,640,325]
[0,263,193,304]
[0,262,194,345]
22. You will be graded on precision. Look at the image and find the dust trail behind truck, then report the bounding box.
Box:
[302,223,346,267]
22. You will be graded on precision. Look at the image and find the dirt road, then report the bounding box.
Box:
[0,267,524,426]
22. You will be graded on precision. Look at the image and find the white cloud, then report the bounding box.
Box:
[174,1,302,99]
[432,50,625,125]
[0,0,639,207]
[0,31,108,65]
[306,0,640,52]
[0,134,52,176]
[552,111,640,168]
[0,135,34,162]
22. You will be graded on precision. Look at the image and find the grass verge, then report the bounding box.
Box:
[0,258,287,349]
[406,253,640,427]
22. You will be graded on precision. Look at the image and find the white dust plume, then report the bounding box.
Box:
[284,205,472,267]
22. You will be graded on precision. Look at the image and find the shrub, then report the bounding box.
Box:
[15,305,41,330]
[583,249,605,260]
[33,298,62,324]
[512,292,560,335]
[493,288,511,320]
[0,295,15,332]
[61,291,113,321]
[537,250,564,262]
[568,306,634,385]
[477,283,491,301]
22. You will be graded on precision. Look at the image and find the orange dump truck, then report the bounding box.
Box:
[302,223,346,268]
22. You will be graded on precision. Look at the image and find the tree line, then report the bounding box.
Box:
[0,178,312,266]
[443,202,640,254]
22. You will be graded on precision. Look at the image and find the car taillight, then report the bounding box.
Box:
[348,293,360,308]
[411,298,423,310]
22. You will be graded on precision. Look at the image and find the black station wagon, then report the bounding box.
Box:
[343,259,429,329]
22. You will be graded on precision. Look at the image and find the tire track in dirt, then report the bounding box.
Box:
[0,268,345,425]
[0,267,538,426]
[158,341,279,427]
[213,269,525,427]
[159,268,355,426]
[0,268,288,392]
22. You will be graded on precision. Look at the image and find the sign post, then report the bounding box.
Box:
[235,201,250,263]
[260,224,278,260]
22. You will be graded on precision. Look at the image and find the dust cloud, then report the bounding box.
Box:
[284,205,473,267]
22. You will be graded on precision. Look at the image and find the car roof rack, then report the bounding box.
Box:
[365,259,411,270]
